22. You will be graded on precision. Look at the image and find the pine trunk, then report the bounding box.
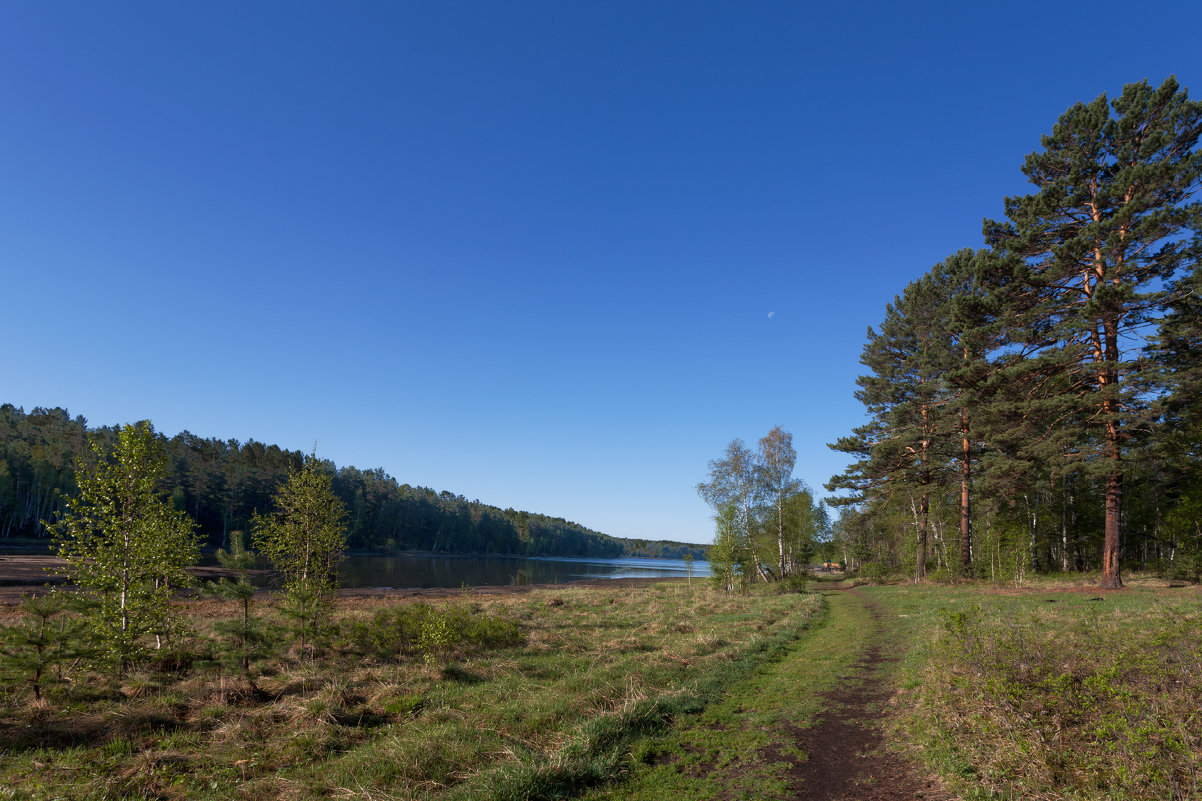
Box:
[960,406,972,575]
[1100,463,1124,589]
[1099,318,1124,590]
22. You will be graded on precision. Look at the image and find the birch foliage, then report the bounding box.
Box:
[253,455,347,650]
[48,422,198,670]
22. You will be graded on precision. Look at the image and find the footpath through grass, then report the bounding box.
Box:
[584,579,1202,801]
[584,587,878,800]
[5,578,1198,800]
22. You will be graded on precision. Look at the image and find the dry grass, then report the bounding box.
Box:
[0,581,821,800]
[916,590,1202,800]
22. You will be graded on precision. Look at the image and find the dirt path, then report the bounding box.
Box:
[585,587,950,801]
[785,591,946,800]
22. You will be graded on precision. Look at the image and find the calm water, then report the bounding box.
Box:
[205,553,709,589]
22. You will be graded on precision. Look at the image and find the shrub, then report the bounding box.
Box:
[772,573,809,594]
[856,561,899,584]
[346,602,524,662]
[926,566,957,585]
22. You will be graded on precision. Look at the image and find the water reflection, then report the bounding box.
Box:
[338,554,710,589]
[201,553,710,589]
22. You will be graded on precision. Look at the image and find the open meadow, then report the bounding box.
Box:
[2,577,1199,800]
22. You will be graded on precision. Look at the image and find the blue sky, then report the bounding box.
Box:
[3,1,1199,544]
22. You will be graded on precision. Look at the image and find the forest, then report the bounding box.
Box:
[0,404,704,560]
[827,77,1202,589]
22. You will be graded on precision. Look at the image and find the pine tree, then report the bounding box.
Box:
[1145,261,1202,577]
[0,590,84,703]
[939,248,1004,575]
[828,271,958,580]
[984,77,1202,589]
[204,530,271,679]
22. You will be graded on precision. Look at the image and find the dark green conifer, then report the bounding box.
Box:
[984,77,1202,589]
[0,590,85,703]
[204,530,271,680]
[828,271,958,580]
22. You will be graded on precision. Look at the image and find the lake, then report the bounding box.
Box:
[204,553,710,589]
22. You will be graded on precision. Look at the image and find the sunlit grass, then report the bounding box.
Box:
[0,582,822,800]
[874,584,1202,801]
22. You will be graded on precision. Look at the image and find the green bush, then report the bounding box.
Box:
[346,602,524,662]
[927,566,957,585]
[856,561,900,584]
[772,573,809,594]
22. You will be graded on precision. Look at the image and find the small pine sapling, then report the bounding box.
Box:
[0,590,84,703]
[204,531,272,681]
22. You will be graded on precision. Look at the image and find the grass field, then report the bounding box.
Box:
[2,576,1199,800]
[0,582,821,800]
[888,581,1202,800]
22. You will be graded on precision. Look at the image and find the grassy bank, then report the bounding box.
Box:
[869,581,1202,801]
[0,581,821,801]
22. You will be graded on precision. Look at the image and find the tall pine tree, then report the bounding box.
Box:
[984,77,1202,589]
[828,271,957,580]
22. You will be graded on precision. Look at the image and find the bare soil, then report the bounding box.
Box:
[783,596,948,800]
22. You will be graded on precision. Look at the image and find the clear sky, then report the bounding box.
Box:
[3,1,1200,544]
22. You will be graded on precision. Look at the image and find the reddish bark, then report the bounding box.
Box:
[960,406,972,575]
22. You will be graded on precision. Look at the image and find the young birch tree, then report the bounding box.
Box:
[697,439,761,580]
[49,421,198,673]
[758,426,801,579]
[253,454,347,653]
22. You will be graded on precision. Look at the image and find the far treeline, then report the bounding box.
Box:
[827,77,1202,589]
[0,405,705,560]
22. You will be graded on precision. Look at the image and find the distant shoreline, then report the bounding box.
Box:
[1,539,703,562]
[0,553,690,604]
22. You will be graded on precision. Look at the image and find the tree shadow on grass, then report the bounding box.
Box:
[0,709,187,752]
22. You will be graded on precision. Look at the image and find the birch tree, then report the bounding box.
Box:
[697,439,760,579]
[758,426,801,578]
[49,422,198,672]
[253,454,347,652]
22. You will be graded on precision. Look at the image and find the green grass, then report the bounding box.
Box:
[0,582,823,801]
[5,579,1199,801]
[863,582,1202,801]
[582,588,873,800]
